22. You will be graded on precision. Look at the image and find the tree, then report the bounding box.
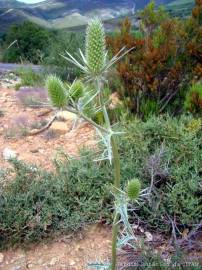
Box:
[3,21,51,64]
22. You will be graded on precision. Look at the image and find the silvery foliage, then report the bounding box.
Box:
[60,19,132,164]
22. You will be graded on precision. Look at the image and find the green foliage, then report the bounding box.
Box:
[184,82,202,114]
[0,154,111,249]
[140,0,169,35]
[119,115,202,231]
[2,21,51,64]
[131,249,201,270]
[85,19,106,75]
[44,31,85,80]
[140,98,160,119]
[46,75,67,108]
[0,115,201,248]
[2,22,85,80]
[127,178,141,200]
[15,67,44,90]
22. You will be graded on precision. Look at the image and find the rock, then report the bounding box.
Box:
[56,111,77,121]
[49,257,59,266]
[145,231,153,242]
[30,148,39,153]
[11,266,22,270]
[3,147,17,160]
[27,263,34,269]
[50,121,70,135]
[0,253,4,264]
[69,259,76,266]
[109,92,122,109]
[0,72,21,88]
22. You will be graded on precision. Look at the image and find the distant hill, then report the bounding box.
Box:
[0,0,195,32]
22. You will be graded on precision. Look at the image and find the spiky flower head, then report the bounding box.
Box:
[69,79,84,100]
[127,178,141,200]
[85,18,106,76]
[46,75,67,108]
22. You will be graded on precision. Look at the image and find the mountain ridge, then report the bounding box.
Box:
[0,0,194,32]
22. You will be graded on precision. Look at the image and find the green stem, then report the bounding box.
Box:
[66,106,108,133]
[111,136,121,270]
[96,78,121,270]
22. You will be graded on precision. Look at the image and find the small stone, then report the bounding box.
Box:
[11,266,22,270]
[38,258,43,264]
[56,111,77,121]
[27,263,34,269]
[69,259,76,266]
[50,121,69,135]
[49,257,59,266]
[3,147,17,160]
[30,148,39,153]
[145,231,153,242]
[0,253,4,264]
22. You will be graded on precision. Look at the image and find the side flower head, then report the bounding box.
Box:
[127,178,141,200]
[46,75,67,108]
[85,18,106,76]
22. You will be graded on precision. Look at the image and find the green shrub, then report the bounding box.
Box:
[184,82,202,114]
[0,115,201,248]
[118,115,202,232]
[128,249,201,270]
[44,31,85,80]
[0,154,111,249]
[2,21,51,64]
[15,67,44,90]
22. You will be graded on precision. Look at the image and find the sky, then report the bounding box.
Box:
[17,0,45,3]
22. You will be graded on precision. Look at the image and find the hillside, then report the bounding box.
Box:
[0,0,195,32]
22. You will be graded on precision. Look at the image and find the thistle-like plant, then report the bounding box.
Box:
[46,18,133,270]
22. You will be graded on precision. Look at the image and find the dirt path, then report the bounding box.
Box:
[0,224,112,270]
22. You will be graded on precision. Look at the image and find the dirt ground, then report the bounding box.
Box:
[0,224,112,270]
[0,87,96,171]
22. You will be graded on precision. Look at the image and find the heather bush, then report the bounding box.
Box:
[15,87,48,107]
[4,114,30,138]
[107,1,202,117]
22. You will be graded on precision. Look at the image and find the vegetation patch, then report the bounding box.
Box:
[0,115,201,249]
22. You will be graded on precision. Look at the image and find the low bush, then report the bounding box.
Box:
[107,1,202,117]
[118,115,202,232]
[0,115,201,248]
[15,68,44,90]
[184,82,202,114]
[127,249,201,270]
[0,153,111,248]
[15,87,48,107]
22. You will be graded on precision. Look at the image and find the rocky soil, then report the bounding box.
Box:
[0,224,112,270]
[0,86,96,171]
